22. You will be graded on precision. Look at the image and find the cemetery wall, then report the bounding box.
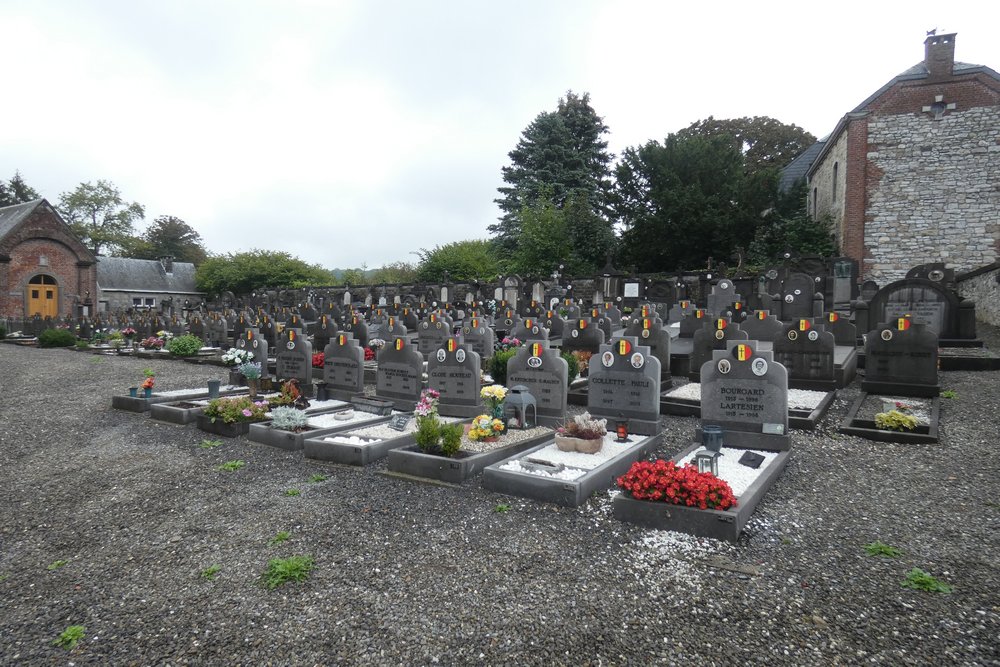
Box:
[957,263,1000,327]
[808,129,848,244]
[864,106,1000,284]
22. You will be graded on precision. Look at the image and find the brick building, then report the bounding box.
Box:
[0,199,98,319]
[0,198,203,320]
[797,33,1000,282]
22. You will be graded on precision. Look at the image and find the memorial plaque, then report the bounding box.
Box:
[700,340,790,450]
[388,414,412,431]
[323,333,364,400]
[427,338,482,417]
[507,340,569,427]
[586,336,661,435]
[375,337,425,410]
[275,328,313,390]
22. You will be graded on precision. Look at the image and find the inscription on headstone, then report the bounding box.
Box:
[507,339,568,427]
[586,336,661,435]
[426,338,482,417]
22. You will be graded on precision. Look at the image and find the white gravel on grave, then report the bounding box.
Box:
[499,433,638,481]
[154,384,242,397]
[341,416,462,443]
[321,434,381,446]
[676,446,778,497]
[302,399,348,413]
[307,410,388,429]
[665,382,827,410]
[461,426,550,454]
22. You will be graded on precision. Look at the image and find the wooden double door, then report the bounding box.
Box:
[27,275,59,318]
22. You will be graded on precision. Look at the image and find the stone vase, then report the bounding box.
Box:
[247,378,260,399]
[554,434,603,454]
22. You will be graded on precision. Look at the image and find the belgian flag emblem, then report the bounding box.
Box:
[716,319,727,330]
[642,306,650,317]
[546,310,553,319]
[338,334,346,346]
[643,318,651,330]
[680,300,689,309]
[289,330,295,341]
[579,320,587,329]
[389,317,395,328]
[695,310,705,319]
[829,312,839,323]
[618,339,632,355]
[395,338,404,350]
[897,317,911,331]
[352,316,358,325]
[525,319,533,328]
[736,344,753,361]
[430,314,436,323]
[471,318,479,328]
[592,308,600,318]
[757,311,767,320]
[531,342,542,357]
[447,339,457,352]
[734,302,741,310]
[246,330,253,340]
[799,320,811,331]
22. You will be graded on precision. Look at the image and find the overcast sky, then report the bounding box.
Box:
[2,1,997,269]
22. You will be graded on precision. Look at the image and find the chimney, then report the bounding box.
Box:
[924,32,956,79]
[159,256,174,274]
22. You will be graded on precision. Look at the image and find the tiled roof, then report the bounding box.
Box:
[0,199,45,241]
[779,141,827,192]
[96,256,201,294]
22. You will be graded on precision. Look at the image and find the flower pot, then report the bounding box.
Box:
[143,388,153,398]
[554,434,603,453]
[128,387,138,397]
[207,380,221,399]
[247,378,260,399]
[702,425,723,453]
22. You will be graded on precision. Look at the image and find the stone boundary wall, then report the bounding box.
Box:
[958,263,1000,327]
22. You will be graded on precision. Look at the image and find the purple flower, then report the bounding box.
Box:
[242,409,252,417]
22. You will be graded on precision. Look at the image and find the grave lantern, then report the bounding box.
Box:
[615,415,630,442]
[503,385,537,429]
[695,449,721,476]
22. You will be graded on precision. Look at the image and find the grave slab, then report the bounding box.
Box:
[838,393,940,444]
[386,429,552,484]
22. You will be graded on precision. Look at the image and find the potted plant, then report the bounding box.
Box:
[222,347,253,384]
[616,459,737,511]
[481,384,508,429]
[238,361,262,398]
[121,326,136,346]
[555,412,608,454]
[467,414,505,442]
[140,369,155,397]
[199,395,270,437]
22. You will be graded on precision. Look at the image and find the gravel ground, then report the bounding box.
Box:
[1,330,999,666]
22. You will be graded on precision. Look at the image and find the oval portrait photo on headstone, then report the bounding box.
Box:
[436,349,446,362]
[787,330,798,340]
[456,349,466,363]
[641,329,649,338]
[571,330,579,338]
[751,358,768,376]
[715,330,725,340]
[602,351,614,367]
[630,353,644,369]
[808,330,819,341]
[718,358,732,374]
[784,294,794,303]
[881,329,893,341]
[286,341,295,350]
[528,356,542,368]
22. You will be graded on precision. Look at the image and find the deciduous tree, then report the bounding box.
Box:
[58,180,145,255]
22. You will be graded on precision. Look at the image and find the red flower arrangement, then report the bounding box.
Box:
[312,352,325,368]
[616,459,737,511]
[364,347,376,361]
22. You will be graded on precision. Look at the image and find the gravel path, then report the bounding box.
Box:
[1,335,999,666]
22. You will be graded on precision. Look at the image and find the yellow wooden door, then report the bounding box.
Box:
[27,278,58,318]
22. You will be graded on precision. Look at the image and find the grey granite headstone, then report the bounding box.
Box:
[323,332,364,400]
[417,313,452,356]
[689,318,750,381]
[259,316,278,348]
[622,315,672,380]
[772,319,835,384]
[560,317,606,355]
[506,339,568,427]
[586,336,661,435]
[541,310,566,339]
[585,308,614,341]
[774,272,822,321]
[667,299,696,325]
[706,279,741,317]
[275,328,313,390]
[375,337,425,411]
[700,340,790,450]
[740,310,783,342]
[236,327,269,378]
[811,312,857,347]
[426,338,482,417]
[678,309,710,339]
[461,316,496,362]
[511,317,549,343]
[863,318,939,396]
[312,314,339,352]
[343,314,369,349]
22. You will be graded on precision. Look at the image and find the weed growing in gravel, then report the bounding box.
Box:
[308,474,328,483]
[89,357,103,363]
[217,460,246,472]
[201,564,221,580]
[0,573,8,582]
[901,568,953,593]
[285,489,301,497]
[940,390,957,399]
[199,439,223,449]
[263,555,314,589]
[269,531,291,546]
[494,503,512,513]
[47,560,69,570]
[865,540,903,557]
[54,625,85,649]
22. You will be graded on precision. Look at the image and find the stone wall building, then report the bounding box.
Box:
[96,255,202,313]
[800,33,1000,283]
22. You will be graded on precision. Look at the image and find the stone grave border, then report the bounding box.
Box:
[858,348,1000,372]
[384,430,552,484]
[612,442,790,542]
[302,420,461,466]
[658,386,835,431]
[112,385,241,413]
[838,393,941,444]
[249,407,383,452]
[481,433,661,507]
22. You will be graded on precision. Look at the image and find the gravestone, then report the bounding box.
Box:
[495,309,522,336]
[275,328,313,395]
[342,314,370,349]
[258,315,278,348]
[323,333,364,400]
[511,317,549,343]
[862,318,939,397]
[541,310,566,339]
[375,338,425,411]
[231,315,251,347]
[599,303,623,326]
[668,299,696,325]
[506,340,568,427]
[859,280,879,302]
[300,302,318,322]
[700,340,790,451]
[417,313,452,356]
[426,338,482,417]
[560,318,606,355]
[236,327,269,378]
[207,315,228,347]
[689,318,750,382]
[771,272,823,321]
[188,316,205,341]
[520,299,545,318]
[400,307,419,331]
[76,317,92,340]
[811,312,857,347]
[772,319,836,390]
[381,316,408,342]
[740,310,784,342]
[563,299,582,320]
[678,309,709,339]
[622,315,672,382]
[705,279,742,316]
[461,316,496,361]
[586,336,661,435]
[313,314,339,353]
[855,277,976,343]
[586,308,614,341]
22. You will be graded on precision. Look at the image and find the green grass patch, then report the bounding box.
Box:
[308,474,328,483]
[269,531,292,546]
[47,560,69,571]
[901,568,953,593]
[217,460,246,472]
[284,489,301,497]
[54,625,85,650]
[200,564,221,580]
[263,555,314,589]
[494,503,512,513]
[864,540,903,557]
[199,439,223,449]
[940,390,957,399]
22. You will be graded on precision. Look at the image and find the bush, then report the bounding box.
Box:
[439,422,464,457]
[415,416,441,453]
[875,409,918,431]
[38,328,76,348]
[561,351,579,385]
[168,334,203,357]
[489,349,517,385]
[270,406,308,430]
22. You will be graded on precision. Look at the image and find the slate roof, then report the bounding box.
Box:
[0,199,46,241]
[851,60,1000,113]
[97,256,202,294]
[778,140,827,193]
